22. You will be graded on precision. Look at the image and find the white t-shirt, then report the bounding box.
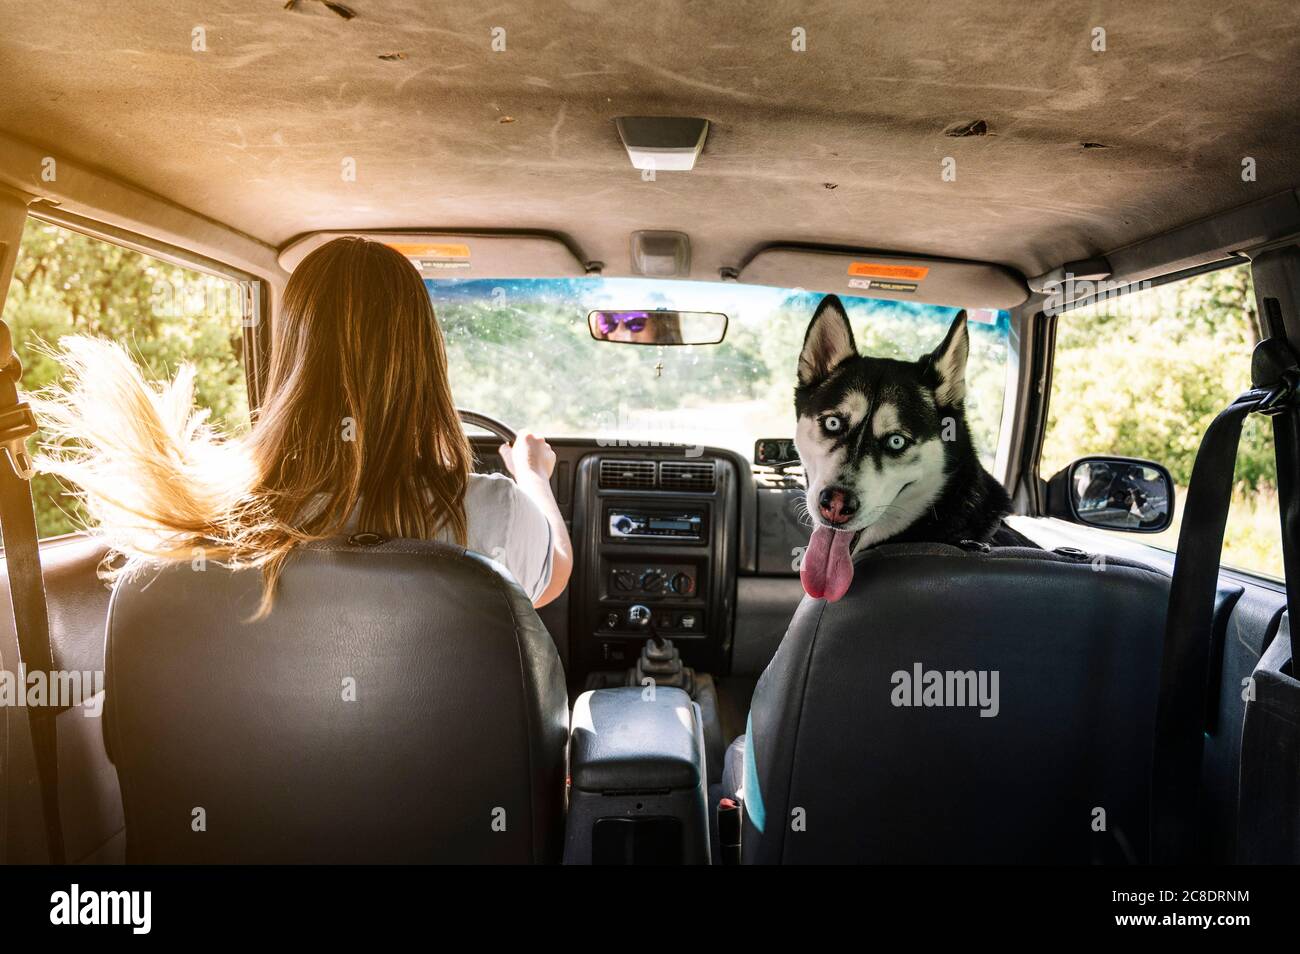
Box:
[453,473,555,602]
[341,473,555,602]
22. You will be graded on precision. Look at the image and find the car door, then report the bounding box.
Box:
[1020,257,1293,862]
[0,210,258,864]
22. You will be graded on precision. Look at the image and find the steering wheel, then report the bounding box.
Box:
[457,408,517,447]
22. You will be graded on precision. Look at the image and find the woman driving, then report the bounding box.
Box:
[33,236,572,614]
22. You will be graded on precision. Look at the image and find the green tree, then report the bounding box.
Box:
[1,220,248,536]
[1044,265,1272,490]
[1042,264,1281,577]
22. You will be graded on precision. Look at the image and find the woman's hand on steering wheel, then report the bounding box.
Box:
[498,431,556,483]
[455,409,555,483]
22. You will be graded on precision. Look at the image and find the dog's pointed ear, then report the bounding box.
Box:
[798,295,857,386]
[926,310,969,406]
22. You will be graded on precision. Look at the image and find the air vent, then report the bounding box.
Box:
[660,460,716,492]
[599,459,657,490]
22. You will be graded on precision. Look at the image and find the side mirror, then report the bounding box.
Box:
[754,438,798,468]
[1046,456,1175,533]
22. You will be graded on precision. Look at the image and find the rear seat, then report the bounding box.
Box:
[0,535,122,864]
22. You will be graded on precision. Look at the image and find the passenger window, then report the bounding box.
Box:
[1,218,251,538]
[1040,263,1283,579]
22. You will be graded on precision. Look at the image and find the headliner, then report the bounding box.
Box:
[2,0,1299,280]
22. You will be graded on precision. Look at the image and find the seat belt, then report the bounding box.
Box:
[0,318,64,864]
[1150,329,1300,865]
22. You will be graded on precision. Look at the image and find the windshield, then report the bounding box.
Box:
[430,278,1011,466]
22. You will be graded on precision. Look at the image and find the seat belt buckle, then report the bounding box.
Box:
[717,797,742,865]
[0,402,38,480]
[1255,372,1298,417]
[1249,336,1299,417]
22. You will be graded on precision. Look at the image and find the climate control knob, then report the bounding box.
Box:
[639,569,667,594]
[670,572,695,596]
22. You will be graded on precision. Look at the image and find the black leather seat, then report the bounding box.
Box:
[741,543,1170,864]
[104,536,568,863]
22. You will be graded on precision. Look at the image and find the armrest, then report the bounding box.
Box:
[564,686,710,864]
[569,686,703,793]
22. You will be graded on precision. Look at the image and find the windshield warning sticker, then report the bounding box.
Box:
[386,242,470,259]
[386,242,472,268]
[849,277,918,293]
[847,262,930,281]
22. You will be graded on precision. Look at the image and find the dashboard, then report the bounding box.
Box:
[470,438,809,683]
[570,451,738,675]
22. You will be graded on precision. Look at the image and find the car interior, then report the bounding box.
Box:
[0,0,1298,870]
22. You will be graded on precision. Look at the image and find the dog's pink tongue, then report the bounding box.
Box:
[801,526,854,601]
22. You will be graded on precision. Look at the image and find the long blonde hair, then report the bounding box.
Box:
[34,237,472,615]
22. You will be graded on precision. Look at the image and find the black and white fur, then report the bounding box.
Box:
[794,294,1011,549]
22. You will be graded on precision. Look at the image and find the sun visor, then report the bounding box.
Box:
[736,247,1028,310]
[278,231,589,278]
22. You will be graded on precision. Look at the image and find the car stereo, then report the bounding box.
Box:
[607,508,706,542]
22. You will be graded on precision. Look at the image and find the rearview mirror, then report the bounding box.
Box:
[1046,456,1174,533]
[588,310,727,346]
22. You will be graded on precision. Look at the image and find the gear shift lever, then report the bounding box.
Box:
[626,604,694,694]
[627,603,665,649]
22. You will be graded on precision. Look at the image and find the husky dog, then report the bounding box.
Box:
[794,294,1011,601]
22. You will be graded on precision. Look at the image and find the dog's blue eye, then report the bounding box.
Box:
[822,415,843,434]
[885,433,909,451]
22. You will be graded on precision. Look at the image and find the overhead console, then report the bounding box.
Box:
[571,450,740,676]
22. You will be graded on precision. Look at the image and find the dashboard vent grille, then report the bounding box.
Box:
[599,459,657,490]
[660,460,716,492]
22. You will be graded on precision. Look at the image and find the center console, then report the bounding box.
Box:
[564,686,711,865]
[570,451,739,677]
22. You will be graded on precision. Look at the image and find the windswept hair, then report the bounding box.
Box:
[34,237,472,617]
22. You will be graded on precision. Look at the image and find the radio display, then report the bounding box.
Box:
[607,508,706,541]
[652,519,692,531]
